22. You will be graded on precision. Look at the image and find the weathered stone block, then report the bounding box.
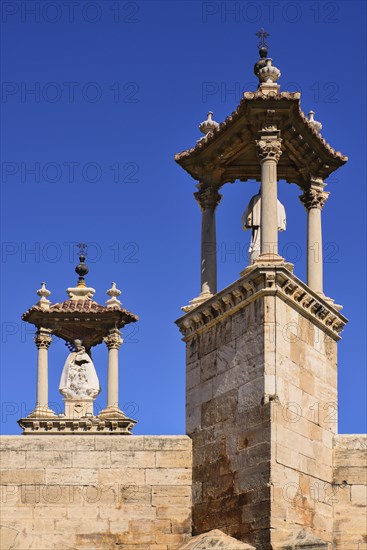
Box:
[146,468,191,486]
[155,450,192,468]
[0,469,45,484]
[110,451,155,468]
[0,451,26,469]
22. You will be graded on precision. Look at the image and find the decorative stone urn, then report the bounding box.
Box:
[259,58,281,83]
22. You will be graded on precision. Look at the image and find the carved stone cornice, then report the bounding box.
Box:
[34,330,52,350]
[18,415,136,434]
[194,186,222,211]
[256,138,282,163]
[176,266,347,342]
[104,328,123,350]
[299,187,329,210]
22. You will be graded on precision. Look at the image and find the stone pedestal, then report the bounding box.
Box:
[176,265,347,548]
[64,398,94,419]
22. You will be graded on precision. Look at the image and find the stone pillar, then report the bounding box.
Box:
[182,186,222,311]
[176,265,347,547]
[299,180,329,294]
[195,186,222,297]
[29,329,55,418]
[99,328,124,417]
[256,137,283,258]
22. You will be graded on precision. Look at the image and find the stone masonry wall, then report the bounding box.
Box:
[0,435,192,550]
[267,295,338,548]
[186,297,272,548]
[333,434,367,549]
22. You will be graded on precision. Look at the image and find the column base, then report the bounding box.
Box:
[181,292,214,312]
[27,405,56,419]
[240,254,294,276]
[98,405,129,419]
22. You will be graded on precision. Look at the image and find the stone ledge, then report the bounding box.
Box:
[0,435,192,451]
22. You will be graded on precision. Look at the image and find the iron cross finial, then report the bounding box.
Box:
[77,242,87,256]
[256,28,269,50]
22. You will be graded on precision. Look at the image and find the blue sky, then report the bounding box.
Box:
[1,0,366,435]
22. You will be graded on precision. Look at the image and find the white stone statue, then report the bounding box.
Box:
[59,340,100,399]
[242,191,286,263]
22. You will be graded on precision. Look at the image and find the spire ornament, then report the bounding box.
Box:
[256,28,269,50]
[67,243,96,300]
[254,28,269,78]
[106,282,122,308]
[36,282,51,309]
[198,112,219,142]
[75,243,89,287]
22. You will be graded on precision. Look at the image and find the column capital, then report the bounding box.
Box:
[104,328,123,350]
[256,138,282,163]
[299,186,329,210]
[194,186,222,211]
[34,329,52,350]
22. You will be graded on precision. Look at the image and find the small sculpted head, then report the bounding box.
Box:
[74,339,85,352]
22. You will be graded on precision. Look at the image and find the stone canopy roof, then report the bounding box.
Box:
[22,295,138,349]
[175,89,347,188]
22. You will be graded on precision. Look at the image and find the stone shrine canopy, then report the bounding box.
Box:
[174,31,348,311]
[19,247,139,434]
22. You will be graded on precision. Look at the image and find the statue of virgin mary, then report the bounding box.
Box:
[59,340,100,399]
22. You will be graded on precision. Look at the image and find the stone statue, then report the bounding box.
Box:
[242,191,286,263]
[59,340,100,399]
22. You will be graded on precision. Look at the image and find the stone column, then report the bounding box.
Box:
[195,186,222,298]
[29,329,55,417]
[100,328,124,417]
[300,180,329,294]
[256,137,283,258]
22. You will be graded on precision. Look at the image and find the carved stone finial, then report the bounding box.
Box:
[67,243,95,301]
[75,244,89,288]
[34,329,52,350]
[308,110,323,133]
[299,187,329,210]
[256,138,283,163]
[259,58,281,84]
[199,112,219,136]
[36,282,51,309]
[194,186,222,211]
[106,282,122,308]
[104,328,123,350]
